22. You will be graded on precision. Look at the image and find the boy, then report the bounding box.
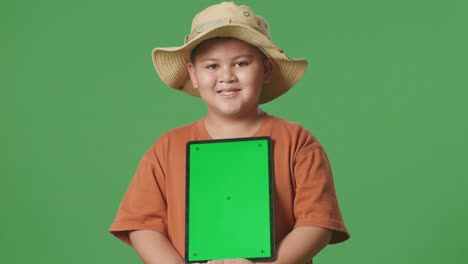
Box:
[110,2,350,264]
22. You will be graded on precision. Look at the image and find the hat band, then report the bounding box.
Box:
[184,18,269,44]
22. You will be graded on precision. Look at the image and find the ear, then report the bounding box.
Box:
[263,58,273,84]
[187,62,198,88]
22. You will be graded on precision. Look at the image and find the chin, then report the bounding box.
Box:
[208,100,258,117]
[219,108,243,117]
[222,105,258,117]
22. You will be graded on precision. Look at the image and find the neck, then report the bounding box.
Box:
[204,108,266,139]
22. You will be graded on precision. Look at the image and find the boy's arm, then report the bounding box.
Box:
[129,230,184,264]
[267,226,332,264]
[208,226,332,264]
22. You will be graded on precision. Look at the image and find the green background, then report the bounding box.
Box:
[2,0,467,263]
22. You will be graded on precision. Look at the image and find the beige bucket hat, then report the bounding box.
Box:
[152,2,308,104]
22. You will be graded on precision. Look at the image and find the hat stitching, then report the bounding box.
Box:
[187,19,266,43]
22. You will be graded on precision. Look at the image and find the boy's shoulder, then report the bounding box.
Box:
[157,119,203,143]
[269,115,314,135]
[268,115,323,148]
[143,119,203,159]
[269,115,303,129]
[165,119,202,137]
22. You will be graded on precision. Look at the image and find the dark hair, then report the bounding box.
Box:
[189,37,268,64]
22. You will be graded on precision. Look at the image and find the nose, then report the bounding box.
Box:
[219,65,236,83]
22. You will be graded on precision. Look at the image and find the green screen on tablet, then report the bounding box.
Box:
[185,137,275,263]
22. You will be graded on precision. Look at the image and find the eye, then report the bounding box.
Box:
[206,64,218,70]
[234,61,249,67]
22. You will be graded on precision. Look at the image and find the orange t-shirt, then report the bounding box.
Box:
[110,114,350,260]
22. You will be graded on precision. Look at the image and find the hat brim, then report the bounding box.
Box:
[152,23,307,104]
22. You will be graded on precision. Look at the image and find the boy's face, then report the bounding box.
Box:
[187,38,272,119]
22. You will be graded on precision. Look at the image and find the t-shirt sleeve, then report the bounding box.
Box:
[293,133,350,244]
[109,143,168,246]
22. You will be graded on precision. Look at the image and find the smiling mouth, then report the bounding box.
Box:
[218,89,240,96]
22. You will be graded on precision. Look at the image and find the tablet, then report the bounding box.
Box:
[185,136,275,263]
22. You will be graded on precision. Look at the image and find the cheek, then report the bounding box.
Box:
[195,71,217,87]
[240,69,265,87]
